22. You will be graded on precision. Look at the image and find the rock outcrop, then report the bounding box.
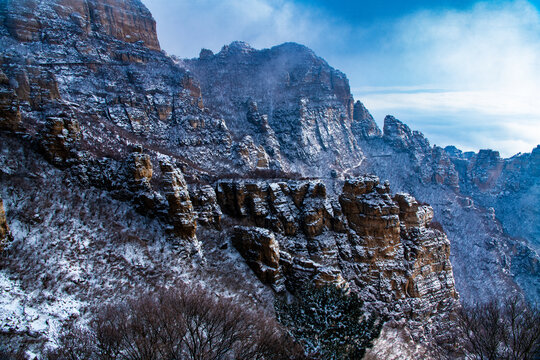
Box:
[1,0,235,178]
[186,41,363,176]
[216,179,339,238]
[215,176,458,333]
[232,226,280,284]
[41,117,80,165]
[188,184,221,228]
[0,198,10,251]
[0,69,21,131]
[352,100,382,139]
[160,161,197,244]
[1,0,160,51]
[355,115,539,303]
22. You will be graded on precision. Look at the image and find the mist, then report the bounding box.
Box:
[143,0,540,157]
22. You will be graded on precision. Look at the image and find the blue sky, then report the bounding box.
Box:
[142,0,540,157]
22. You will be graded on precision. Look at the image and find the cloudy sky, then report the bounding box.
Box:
[142,0,540,157]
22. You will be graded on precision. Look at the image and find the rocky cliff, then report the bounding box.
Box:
[215,176,457,344]
[183,39,539,303]
[0,0,535,357]
[351,115,539,302]
[0,198,10,251]
[185,41,363,176]
[1,0,159,50]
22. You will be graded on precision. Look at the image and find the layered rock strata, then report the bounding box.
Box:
[232,226,280,284]
[188,184,222,228]
[186,41,364,176]
[159,161,197,245]
[354,115,539,302]
[0,198,10,251]
[0,69,21,131]
[1,0,160,50]
[215,176,458,329]
[2,0,537,307]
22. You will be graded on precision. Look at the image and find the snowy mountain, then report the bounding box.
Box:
[0,0,538,357]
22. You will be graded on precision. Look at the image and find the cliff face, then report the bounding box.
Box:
[0,0,236,177]
[446,146,540,252]
[1,0,160,50]
[0,0,534,356]
[354,115,539,302]
[185,36,539,303]
[0,198,10,251]
[185,42,363,176]
[214,176,457,335]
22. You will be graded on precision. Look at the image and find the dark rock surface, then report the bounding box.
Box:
[0,198,10,251]
[355,115,539,302]
[0,0,537,356]
[215,176,458,338]
[186,41,363,176]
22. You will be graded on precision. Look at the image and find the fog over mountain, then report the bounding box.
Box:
[143,0,540,157]
[0,0,538,358]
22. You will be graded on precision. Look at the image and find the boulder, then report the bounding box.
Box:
[393,193,434,229]
[41,117,80,165]
[189,184,222,228]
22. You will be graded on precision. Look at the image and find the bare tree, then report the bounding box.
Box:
[434,296,540,360]
[47,285,303,360]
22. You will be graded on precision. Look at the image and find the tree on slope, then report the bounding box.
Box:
[276,284,382,359]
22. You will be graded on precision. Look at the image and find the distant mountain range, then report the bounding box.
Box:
[0,0,537,357]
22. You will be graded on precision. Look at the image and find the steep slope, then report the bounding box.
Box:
[354,115,539,302]
[0,0,460,357]
[187,45,539,303]
[185,42,363,176]
[0,0,236,177]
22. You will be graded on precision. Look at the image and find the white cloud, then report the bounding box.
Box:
[351,1,540,157]
[358,90,540,156]
[391,1,540,94]
[142,0,540,157]
[141,0,337,57]
[359,90,537,117]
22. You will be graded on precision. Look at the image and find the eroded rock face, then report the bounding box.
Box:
[0,0,467,354]
[0,0,236,180]
[41,116,80,165]
[232,226,280,284]
[0,70,21,131]
[355,113,539,303]
[0,199,11,251]
[160,161,197,243]
[130,152,152,184]
[1,0,160,50]
[394,193,433,229]
[352,100,381,139]
[188,184,221,228]
[186,41,364,176]
[215,176,458,332]
[216,179,337,238]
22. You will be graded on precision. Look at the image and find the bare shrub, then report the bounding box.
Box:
[48,285,303,360]
[0,349,29,360]
[434,296,540,360]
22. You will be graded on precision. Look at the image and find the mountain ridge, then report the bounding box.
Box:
[0,0,538,357]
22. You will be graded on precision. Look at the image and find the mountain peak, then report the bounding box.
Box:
[218,41,255,55]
